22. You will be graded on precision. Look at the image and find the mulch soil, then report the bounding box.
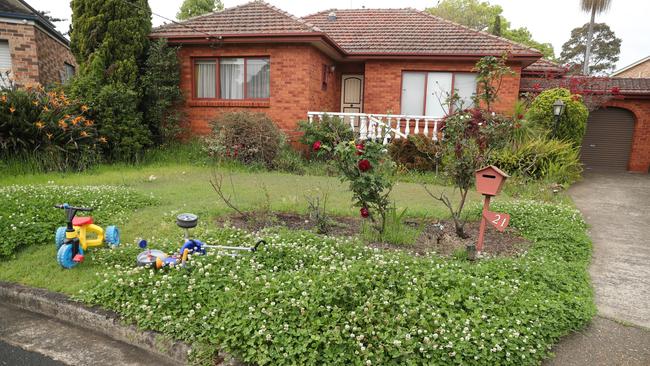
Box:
[215,212,530,258]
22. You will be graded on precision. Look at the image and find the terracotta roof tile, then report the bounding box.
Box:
[151,0,319,38]
[522,59,567,75]
[520,77,650,96]
[301,8,541,56]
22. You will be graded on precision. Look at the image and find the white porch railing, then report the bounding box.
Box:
[307,112,442,144]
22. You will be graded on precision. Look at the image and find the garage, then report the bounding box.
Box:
[580,107,636,171]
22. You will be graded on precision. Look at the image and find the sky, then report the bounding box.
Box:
[30,0,649,71]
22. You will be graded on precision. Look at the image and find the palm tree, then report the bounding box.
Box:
[581,0,612,75]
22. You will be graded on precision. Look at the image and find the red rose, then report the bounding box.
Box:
[358,159,371,172]
[360,207,369,218]
[517,114,524,120]
[611,86,620,95]
[312,141,322,151]
[533,83,541,91]
[355,143,364,155]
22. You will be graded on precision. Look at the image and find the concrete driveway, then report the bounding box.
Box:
[569,172,650,328]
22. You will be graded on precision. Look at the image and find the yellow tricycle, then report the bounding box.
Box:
[54,204,120,269]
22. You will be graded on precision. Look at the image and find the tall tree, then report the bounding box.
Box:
[177,0,224,20]
[69,0,153,160]
[427,0,555,59]
[581,0,612,75]
[559,23,620,75]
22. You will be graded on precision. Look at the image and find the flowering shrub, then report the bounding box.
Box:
[78,200,594,365]
[205,112,284,168]
[333,140,396,234]
[297,114,354,160]
[0,184,155,258]
[388,135,441,172]
[0,84,103,171]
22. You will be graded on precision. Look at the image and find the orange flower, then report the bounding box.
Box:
[34,121,45,129]
[32,100,39,106]
[0,95,6,103]
[64,114,70,119]
[71,116,82,126]
[46,132,53,140]
[99,136,107,144]
[80,131,88,137]
[84,119,94,127]
[43,105,49,112]
[9,106,15,113]
[81,105,89,112]
[58,120,67,129]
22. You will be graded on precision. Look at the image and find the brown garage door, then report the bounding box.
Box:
[580,107,635,171]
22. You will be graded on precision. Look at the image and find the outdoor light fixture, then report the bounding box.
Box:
[552,99,566,138]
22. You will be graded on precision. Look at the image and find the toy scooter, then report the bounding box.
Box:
[54,204,120,269]
[136,213,265,269]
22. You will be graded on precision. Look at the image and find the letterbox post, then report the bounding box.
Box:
[475,166,510,254]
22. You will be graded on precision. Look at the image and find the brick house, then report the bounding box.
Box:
[151,0,649,173]
[611,56,650,78]
[0,0,76,87]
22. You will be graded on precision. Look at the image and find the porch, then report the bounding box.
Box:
[307,111,442,144]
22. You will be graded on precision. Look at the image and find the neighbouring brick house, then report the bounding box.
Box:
[611,56,650,78]
[151,0,650,173]
[0,0,76,87]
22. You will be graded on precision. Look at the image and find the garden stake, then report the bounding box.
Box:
[475,166,511,254]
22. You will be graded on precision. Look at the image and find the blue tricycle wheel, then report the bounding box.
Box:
[105,226,120,247]
[55,227,66,250]
[57,244,83,269]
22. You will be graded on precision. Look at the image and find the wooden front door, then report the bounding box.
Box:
[341,74,364,113]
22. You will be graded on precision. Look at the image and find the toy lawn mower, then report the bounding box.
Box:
[54,204,120,269]
[136,213,265,269]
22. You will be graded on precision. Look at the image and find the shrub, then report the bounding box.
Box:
[527,88,589,146]
[0,83,101,171]
[79,200,594,366]
[205,112,284,168]
[297,114,354,160]
[491,137,583,185]
[141,39,184,144]
[0,184,154,258]
[388,135,441,171]
[333,140,397,235]
[272,145,306,175]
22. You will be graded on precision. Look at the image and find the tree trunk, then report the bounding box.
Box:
[583,7,596,75]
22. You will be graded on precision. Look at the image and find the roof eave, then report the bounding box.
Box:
[0,11,69,46]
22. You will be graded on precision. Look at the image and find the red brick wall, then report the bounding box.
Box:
[0,21,38,85]
[178,43,338,139]
[34,27,76,86]
[613,61,650,78]
[603,99,650,172]
[363,59,522,115]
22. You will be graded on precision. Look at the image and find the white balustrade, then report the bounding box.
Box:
[307,112,442,144]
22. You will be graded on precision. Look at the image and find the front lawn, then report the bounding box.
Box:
[0,162,593,365]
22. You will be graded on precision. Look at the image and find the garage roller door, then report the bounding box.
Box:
[580,107,635,171]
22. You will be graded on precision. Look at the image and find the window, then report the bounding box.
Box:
[61,63,75,82]
[194,57,270,99]
[0,40,11,86]
[400,72,477,117]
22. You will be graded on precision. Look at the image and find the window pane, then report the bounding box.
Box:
[401,72,425,115]
[220,58,244,99]
[0,40,11,87]
[425,72,452,118]
[454,73,477,110]
[246,58,270,99]
[195,60,216,98]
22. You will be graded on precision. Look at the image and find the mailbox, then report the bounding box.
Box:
[475,165,509,196]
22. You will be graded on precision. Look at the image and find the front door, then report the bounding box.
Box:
[341,74,364,113]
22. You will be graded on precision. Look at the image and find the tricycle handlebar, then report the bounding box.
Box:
[54,204,93,212]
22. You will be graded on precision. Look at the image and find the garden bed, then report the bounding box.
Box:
[216,212,530,258]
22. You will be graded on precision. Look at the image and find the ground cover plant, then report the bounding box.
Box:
[0,184,154,258]
[77,199,594,365]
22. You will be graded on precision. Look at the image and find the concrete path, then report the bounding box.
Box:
[0,302,180,366]
[545,172,650,365]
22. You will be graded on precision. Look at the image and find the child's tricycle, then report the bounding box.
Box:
[136,213,265,269]
[54,204,120,269]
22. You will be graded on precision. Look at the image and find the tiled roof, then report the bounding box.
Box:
[520,77,650,96]
[301,8,541,56]
[151,1,320,38]
[522,59,567,75]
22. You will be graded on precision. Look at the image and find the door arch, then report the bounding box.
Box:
[580,107,635,171]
